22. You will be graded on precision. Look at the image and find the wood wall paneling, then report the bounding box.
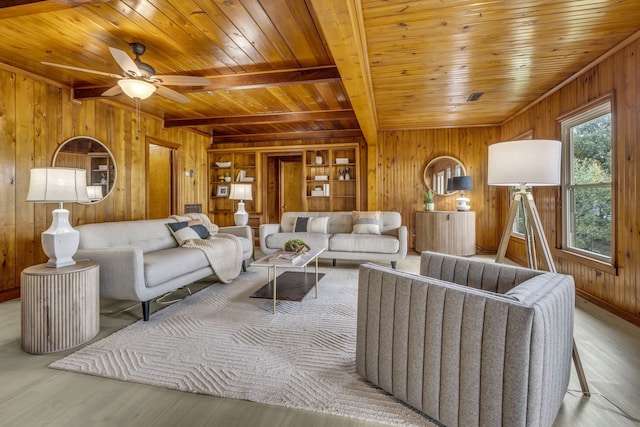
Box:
[0,71,210,302]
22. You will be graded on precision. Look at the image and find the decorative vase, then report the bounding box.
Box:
[425,202,435,212]
[344,167,351,180]
[338,169,344,180]
[315,151,322,165]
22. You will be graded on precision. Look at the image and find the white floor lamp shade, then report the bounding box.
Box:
[229,183,253,226]
[26,168,90,268]
[488,139,561,187]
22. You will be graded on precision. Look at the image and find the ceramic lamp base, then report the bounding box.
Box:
[455,196,471,211]
[41,208,79,268]
[234,202,248,226]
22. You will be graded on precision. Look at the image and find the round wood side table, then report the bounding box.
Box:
[21,260,100,354]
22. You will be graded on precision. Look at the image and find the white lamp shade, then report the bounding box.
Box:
[117,78,156,100]
[26,168,90,203]
[488,140,562,186]
[229,183,253,201]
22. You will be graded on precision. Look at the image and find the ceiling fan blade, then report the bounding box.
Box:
[41,62,122,79]
[108,47,141,77]
[154,75,210,86]
[101,85,122,97]
[155,85,190,103]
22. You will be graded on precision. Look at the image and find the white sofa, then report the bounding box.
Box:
[259,211,407,268]
[75,216,253,321]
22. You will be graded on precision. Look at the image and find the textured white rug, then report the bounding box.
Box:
[50,266,434,426]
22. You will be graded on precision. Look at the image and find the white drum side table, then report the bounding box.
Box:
[21,260,100,354]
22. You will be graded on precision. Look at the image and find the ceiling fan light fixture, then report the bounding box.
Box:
[117,78,156,100]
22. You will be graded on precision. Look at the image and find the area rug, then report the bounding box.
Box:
[49,266,435,426]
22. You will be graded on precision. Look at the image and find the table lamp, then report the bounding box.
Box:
[229,183,253,226]
[26,167,90,267]
[447,175,473,211]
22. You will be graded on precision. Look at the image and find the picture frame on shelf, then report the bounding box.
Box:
[216,185,229,197]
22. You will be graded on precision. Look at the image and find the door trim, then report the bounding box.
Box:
[146,137,182,218]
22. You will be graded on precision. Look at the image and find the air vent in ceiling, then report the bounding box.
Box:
[466,92,484,102]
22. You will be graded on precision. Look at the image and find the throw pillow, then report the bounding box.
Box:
[294,216,310,232]
[167,220,210,245]
[186,219,211,239]
[307,216,329,233]
[293,216,329,233]
[352,211,381,234]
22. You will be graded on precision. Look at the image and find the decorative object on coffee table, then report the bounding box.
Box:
[284,238,310,254]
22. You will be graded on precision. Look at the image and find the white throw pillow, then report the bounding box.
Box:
[172,226,201,245]
[307,216,329,233]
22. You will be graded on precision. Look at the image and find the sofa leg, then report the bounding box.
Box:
[391,261,397,269]
[242,260,246,272]
[142,301,150,321]
[332,259,336,267]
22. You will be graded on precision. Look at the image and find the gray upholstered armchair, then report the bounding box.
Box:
[356,251,575,427]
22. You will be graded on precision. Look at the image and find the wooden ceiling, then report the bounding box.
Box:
[1,0,639,145]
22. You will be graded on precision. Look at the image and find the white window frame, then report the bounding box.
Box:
[560,100,613,263]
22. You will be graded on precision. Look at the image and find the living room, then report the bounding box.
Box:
[1,1,639,426]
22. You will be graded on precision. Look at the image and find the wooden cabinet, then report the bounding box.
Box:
[415,211,476,256]
[303,146,359,212]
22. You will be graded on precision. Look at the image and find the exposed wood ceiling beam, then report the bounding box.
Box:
[212,129,363,144]
[164,110,356,128]
[309,0,378,147]
[72,66,341,100]
[0,0,102,19]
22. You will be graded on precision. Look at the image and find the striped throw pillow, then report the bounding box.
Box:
[352,211,381,234]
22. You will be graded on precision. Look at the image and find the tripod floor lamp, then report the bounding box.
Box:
[488,139,590,396]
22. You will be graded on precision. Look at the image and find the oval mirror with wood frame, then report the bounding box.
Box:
[423,156,466,196]
[52,136,116,204]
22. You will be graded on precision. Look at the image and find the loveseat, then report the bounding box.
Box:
[259,211,407,268]
[75,214,253,321]
[356,251,575,427]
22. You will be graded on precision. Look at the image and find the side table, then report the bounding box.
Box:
[21,260,100,354]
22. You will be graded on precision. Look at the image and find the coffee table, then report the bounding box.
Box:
[250,248,325,313]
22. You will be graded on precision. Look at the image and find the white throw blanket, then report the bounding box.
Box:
[170,214,242,283]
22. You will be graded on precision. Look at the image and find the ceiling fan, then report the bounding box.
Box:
[42,43,210,103]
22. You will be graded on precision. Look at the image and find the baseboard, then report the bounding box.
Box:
[576,288,640,327]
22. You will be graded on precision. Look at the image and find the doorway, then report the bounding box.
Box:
[146,141,179,219]
[265,154,303,223]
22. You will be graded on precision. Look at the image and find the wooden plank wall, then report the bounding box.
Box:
[376,127,502,252]
[501,39,640,324]
[0,69,210,302]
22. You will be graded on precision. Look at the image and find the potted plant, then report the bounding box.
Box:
[424,190,435,211]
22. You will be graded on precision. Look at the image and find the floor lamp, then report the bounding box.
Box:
[488,139,590,396]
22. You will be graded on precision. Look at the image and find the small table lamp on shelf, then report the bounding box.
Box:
[86,185,104,201]
[26,167,90,268]
[447,175,473,211]
[229,183,253,226]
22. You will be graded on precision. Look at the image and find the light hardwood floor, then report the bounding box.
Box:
[1,254,639,427]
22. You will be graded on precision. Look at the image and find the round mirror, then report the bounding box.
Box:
[52,136,116,203]
[423,156,466,195]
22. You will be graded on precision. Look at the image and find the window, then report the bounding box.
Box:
[561,101,612,261]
